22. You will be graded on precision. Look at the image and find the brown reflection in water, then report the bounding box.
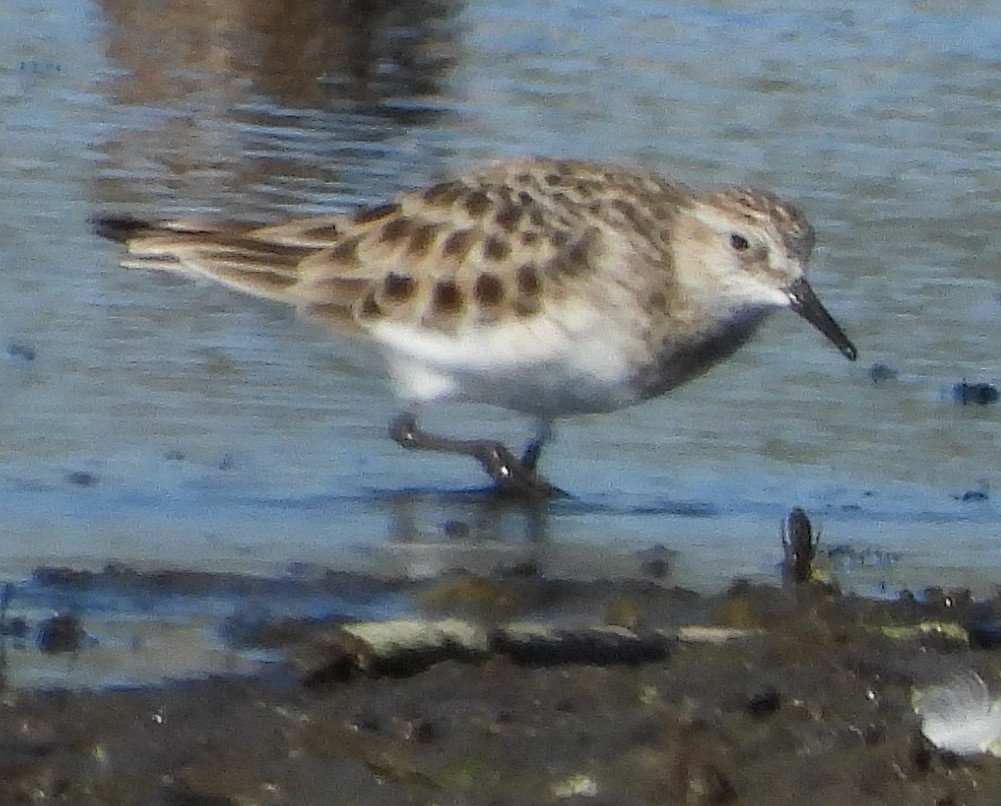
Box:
[97,0,460,112]
[93,0,462,211]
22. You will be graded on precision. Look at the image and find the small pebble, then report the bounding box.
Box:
[1,617,28,639]
[638,545,672,579]
[867,363,897,384]
[6,343,36,362]
[746,686,782,717]
[958,489,989,502]
[67,470,98,487]
[37,613,85,654]
[952,381,999,406]
[443,519,470,538]
[782,508,816,584]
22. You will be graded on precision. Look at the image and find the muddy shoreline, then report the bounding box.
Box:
[1,563,1001,804]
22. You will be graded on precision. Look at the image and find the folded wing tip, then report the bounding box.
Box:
[90,215,154,244]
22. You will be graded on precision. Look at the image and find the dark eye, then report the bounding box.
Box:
[730,233,750,252]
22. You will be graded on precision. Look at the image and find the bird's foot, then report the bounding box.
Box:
[388,412,422,449]
[471,442,567,500]
[389,412,566,500]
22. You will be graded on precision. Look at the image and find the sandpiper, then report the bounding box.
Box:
[95,158,857,498]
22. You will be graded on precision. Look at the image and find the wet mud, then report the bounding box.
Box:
[2,564,1001,804]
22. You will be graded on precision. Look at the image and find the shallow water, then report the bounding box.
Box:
[3,0,1001,623]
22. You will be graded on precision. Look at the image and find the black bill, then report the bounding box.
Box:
[786,276,858,361]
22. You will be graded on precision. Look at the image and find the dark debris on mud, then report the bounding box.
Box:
[2,566,1001,805]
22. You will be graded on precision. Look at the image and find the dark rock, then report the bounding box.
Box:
[7,343,36,362]
[868,363,897,383]
[67,470,98,487]
[36,614,85,654]
[952,381,999,406]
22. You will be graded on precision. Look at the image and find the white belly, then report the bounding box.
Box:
[368,302,648,417]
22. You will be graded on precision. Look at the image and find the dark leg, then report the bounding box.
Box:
[389,412,566,499]
[519,418,553,471]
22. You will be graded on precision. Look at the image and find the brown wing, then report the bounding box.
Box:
[94,158,682,336]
